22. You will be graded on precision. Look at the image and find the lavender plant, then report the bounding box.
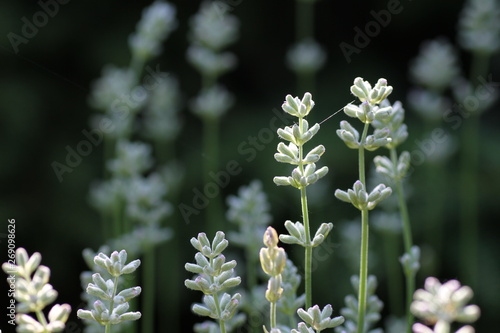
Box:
[335,77,393,333]
[225,180,272,332]
[185,232,245,333]
[407,38,459,277]
[187,1,239,234]
[86,3,181,332]
[370,211,403,317]
[226,180,271,290]
[2,248,71,333]
[273,92,333,310]
[372,99,418,332]
[456,0,500,287]
[287,0,326,93]
[78,250,142,333]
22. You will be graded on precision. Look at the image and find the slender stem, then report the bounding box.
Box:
[35,311,48,328]
[208,255,227,333]
[421,128,446,274]
[106,276,119,333]
[155,139,173,166]
[246,249,257,291]
[356,122,370,333]
[113,199,122,238]
[213,292,227,333]
[203,116,222,236]
[100,211,110,247]
[295,0,314,41]
[357,208,369,333]
[103,136,114,241]
[381,230,403,316]
[159,236,180,333]
[358,123,370,184]
[142,246,155,333]
[298,116,313,309]
[390,148,415,333]
[390,149,412,252]
[459,51,489,287]
[288,310,297,329]
[295,1,315,93]
[459,114,480,286]
[129,54,146,80]
[270,301,277,329]
[301,186,312,309]
[103,137,114,179]
[23,271,48,329]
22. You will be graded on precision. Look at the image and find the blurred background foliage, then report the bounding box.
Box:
[1,0,499,332]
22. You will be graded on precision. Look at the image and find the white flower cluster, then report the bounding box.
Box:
[129,1,177,61]
[1,248,71,333]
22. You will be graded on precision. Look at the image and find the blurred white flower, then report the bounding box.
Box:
[287,39,327,74]
[189,1,239,51]
[187,45,237,77]
[89,66,137,112]
[129,1,177,60]
[125,173,171,225]
[458,0,500,54]
[143,75,182,142]
[407,89,451,123]
[190,84,234,119]
[410,38,460,91]
[107,140,154,177]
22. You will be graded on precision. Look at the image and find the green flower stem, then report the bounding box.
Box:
[296,0,313,41]
[129,55,146,81]
[105,276,120,333]
[202,74,217,92]
[142,246,155,333]
[154,140,174,165]
[103,136,114,240]
[390,149,412,252]
[203,116,223,236]
[288,311,297,329]
[357,208,369,333]
[358,123,370,184]
[123,211,132,235]
[213,292,227,333]
[113,199,123,238]
[246,249,257,292]
[208,255,227,333]
[103,137,114,179]
[390,148,415,333]
[298,116,313,309]
[19,268,49,330]
[357,122,370,333]
[35,310,48,328]
[297,72,315,98]
[459,51,489,287]
[270,301,277,329]
[295,1,315,93]
[421,126,446,274]
[459,114,479,287]
[381,230,403,316]
[160,237,180,333]
[301,186,313,309]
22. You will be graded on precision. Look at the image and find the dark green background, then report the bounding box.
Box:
[1,0,499,332]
